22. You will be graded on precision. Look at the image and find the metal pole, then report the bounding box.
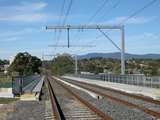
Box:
[121,25,125,75]
[42,53,44,68]
[67,28,70,48]
[75,55,78,75]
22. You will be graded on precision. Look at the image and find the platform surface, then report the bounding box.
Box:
[62,75,160,100]
[0,88,14,98]
[0,93,14,98]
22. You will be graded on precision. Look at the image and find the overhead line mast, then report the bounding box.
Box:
[46,24,126,75]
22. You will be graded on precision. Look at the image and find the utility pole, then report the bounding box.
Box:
[74,55,78,75]
[46,25,125,75]
[121,26,125,75]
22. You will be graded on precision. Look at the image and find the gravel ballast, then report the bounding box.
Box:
[58,78,156,120]
[63,78,160,113]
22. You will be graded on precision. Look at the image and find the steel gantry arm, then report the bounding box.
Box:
[46,24,125,75]
[46,25,122,30]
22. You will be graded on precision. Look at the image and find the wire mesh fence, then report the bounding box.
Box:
[12,75,41,94]
[0,74,12,88]
[71,73,160,89]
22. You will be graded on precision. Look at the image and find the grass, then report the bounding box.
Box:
[0,98,19,104]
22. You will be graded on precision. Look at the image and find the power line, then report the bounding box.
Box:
[93,0,156,46]
[88,0,110,24]
[73,0,120,53]
[55,0,73,52]
[72,0,110,53]
[58,0,66,26]
[99,0,121,22]
[62,0,73,25]
[85,0,121,46]
[119,0,157,25]
[55,0,66,50]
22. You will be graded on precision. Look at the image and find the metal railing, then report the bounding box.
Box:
[71,74,160,89]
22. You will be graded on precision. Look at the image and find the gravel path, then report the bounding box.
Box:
[7,101,45,120]
[6,83,49,120]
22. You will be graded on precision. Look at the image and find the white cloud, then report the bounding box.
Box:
[0,2,47,12]
[126,32,160,54]
[0,36,19,42]
[128,32,160,41]
[0,28,43,38]
[0,13,52,22]
[0,2,53,22]
[0,37,20,42]
[14,2,47,12]
[0,28,44,42]
[106,16,156,24]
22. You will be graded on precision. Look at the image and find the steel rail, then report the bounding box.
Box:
[65,78,160,105]
[53,78,112,120]
[61,78,160,119]
[47,77,65,120]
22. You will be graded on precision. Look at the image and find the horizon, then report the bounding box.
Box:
[1,51,160,61]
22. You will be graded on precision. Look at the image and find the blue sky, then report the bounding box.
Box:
[0,0,160,60]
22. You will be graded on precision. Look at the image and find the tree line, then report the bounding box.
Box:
[46,55,160,76]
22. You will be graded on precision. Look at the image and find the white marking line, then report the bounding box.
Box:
[52,76,101,99]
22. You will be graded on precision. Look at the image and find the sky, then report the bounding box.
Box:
[0,0,160,60]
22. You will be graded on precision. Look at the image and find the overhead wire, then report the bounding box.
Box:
[60,0,158,58]
[58,0,66,26]
[90,0,121,43]
[71,0,110,54]
[98,0,121,22]
[53,0,66,53]
[62,0,73,25]
[88,0,110,24]
[119,0,157,25]
[90,0,157,52]
[55,0,73,53]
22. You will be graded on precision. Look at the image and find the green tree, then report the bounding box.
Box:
[0,59,9,65]
[51,55,74,75]
[9,52,42,75]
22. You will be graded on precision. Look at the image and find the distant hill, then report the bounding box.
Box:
[78,52,160,60]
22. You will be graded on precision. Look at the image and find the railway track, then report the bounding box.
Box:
[47,76,112,120]
[58,77,160,119]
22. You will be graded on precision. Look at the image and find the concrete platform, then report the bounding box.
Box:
[20,93,37,101]
[62,75,160,100]
[0,88,14,98]
[0,93,14,98]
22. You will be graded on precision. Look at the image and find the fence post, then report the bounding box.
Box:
[143,76,145,87]
[151,77,153,88]
[19,77,21,95]
[12,76,14,94]
[159,77,160,88]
